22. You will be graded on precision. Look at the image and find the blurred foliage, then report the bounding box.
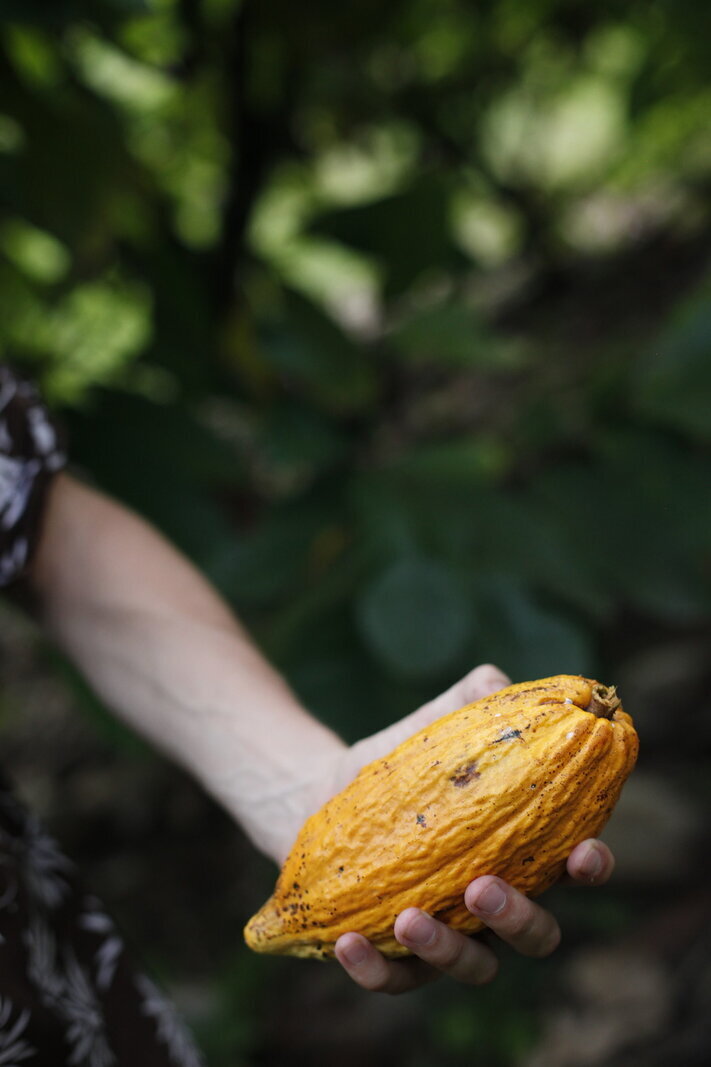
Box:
[1,0,710,1063]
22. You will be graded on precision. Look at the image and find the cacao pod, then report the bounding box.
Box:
[244,675,638,959]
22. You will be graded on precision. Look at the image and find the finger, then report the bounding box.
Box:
[564,839,615,886]
[335,932,437,994]
[465,877,561,958]
[394,908,499,986]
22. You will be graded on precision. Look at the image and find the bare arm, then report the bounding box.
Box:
[28,472,346,863]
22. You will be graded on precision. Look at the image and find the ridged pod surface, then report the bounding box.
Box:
[244,675,638,959]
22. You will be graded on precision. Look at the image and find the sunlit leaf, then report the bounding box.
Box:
[0,217,71,283]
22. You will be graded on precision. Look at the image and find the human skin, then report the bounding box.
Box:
[27,473,615,994]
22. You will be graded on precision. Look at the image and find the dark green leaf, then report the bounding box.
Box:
[637,295,711,440]
[310,178,457,297]
[211,503,333,606]
[356,556,472,679]
[261,290,378,414]
[468,577,594,681]
[390,299,525,370]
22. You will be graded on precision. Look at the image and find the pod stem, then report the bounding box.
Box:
[586,683,621,720]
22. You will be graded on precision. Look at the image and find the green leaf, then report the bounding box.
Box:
[469,578,594,681]
[0,0,150,21]
[211,503,332,607]
[350,470,607,618]
[383,439,511,487]
[637,295,711,440]
[311,178,457,297]
[356,557,472,679]
[64,388,244,568]
[261,290,378,414]
[389,299,525,370]
[253,401,348,496]
[67,388,243,489]
[279,612,384,740]
[531,441,711,624]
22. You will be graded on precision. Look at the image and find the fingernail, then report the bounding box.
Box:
[340,940,367,966]
[402,911,435,947]
[580,846,603,881]
[470,881,507,915]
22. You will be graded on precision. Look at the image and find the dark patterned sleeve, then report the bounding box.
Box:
[0,364,67,587]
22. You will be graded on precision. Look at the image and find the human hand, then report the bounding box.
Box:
[328,664,616,993]
[334,837,614,993]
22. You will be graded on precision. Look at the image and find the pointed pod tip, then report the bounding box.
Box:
[243,896,284,954]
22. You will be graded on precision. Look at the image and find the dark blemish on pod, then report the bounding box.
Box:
[416,813,427,827]
[450,762,480,787]
[522,856,534,864]
[494,728,523,743]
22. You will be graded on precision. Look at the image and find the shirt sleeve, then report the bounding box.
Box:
[0,364,67,587]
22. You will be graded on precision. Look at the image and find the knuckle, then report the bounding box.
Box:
[430,930,465,971]
[472,956,499,986]
[361,971,392,993]
[532,922,561,958]
[505,908,536,940]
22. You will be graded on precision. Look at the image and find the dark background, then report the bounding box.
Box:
[0,1,710,1063]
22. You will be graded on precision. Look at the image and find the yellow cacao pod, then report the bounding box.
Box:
[244,675,638,960]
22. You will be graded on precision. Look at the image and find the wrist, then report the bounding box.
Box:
[207,725,347,865]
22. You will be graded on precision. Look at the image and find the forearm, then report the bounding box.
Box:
[28,474,345,862]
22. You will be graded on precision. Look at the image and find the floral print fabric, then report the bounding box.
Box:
[0,784,205,1066]
[0,365,66,588]
[0,365,205,1065]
